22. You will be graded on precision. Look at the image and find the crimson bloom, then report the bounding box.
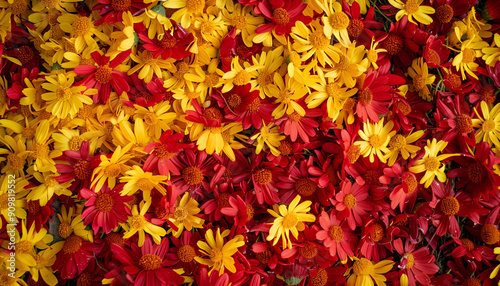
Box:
[250,152,284,205]
[56,141,94,196]
[93,0,148,24]
[436,95,476,148]
[380,163,419,212]
[394,239,439,286]
[123,74,166,107]
[221,194,255,228]
[275,103,322,143]
[316,210,356,263]
[423,35,451,68]
[255,0,311,36]
[342,1,385,47]
[332,180,372,230]
[52,235,103,279]
[169,230,202,275]
[140,21,194,60]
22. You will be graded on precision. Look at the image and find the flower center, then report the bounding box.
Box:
[77,104,93,119]
[440,196,460,216]
[11,0,27,15]
[467,162,484,183]
[18,46,34,65]
[397,102,411,115]
[445,73,461,88]
[325,82,340,98]
[310,31,329,50]
[63,235,83,254]
[68,136,83,151]
[278,140,292,156]
[412,75,425,91]
[174,206,188,222]
[336,55,350,71]
[74,160,91,180]
[111,0,131,11]
[158,36,178,49]
[143,112,158,126]
[182,166,204,185]
[455,114,473,133]
[299,243,318,259]
[309,268,328,286]
[104,163,121,178]
[246,204,255,221]
[359,88,373,106]
[174,62,189,79]
[435,4,454,23]
[367,49,378,63]
[352,258,374,275]
[203,107,223,121]
[77,272,93,286]
[27,200,41,214]
[404,253,415,269]
[273,8,290,26]
[256,249,271,264]
[343,193,357,209]
[328,225,344,241]
[426,49,441,66]
[369,134,383,148]
[347,144,361,164]
[95,65,113,84]
[137,178,155,192]
[247,97,261,112]
[177,245,196,262]
[56,86,73,101]
[139,254,162,271]
[186,0,205,13]
[480,86,496,103]
[59,222,72,239]
[326,165,340,185]
[370,223,385,242]
[460,238,475,251]
[424,157,440,172]
[329,11,349,30]
[232,15,247,30]
[210,247,223,263]
[463,278,482,286]
[257,71,274,87]
[288,111,302,122]
[233,70,251,86]
[227,94,242,109]
[254,168,272,185]
[104,232,125,246]
[282,212,298,229]
[95,193,115,212]
[482,120,495,133]
[404,175,417,195]
[154,144,176,159]
[16,240,32,254]
[200,22,214,35]
[481,224,500,244]
[462,48,476,63]
[7,153,23,170]
[130,215,147,229]
[389,134,406,150]
[383,33,403,55]
[72,16,91,36]
[23,127,36,139]
[204,73,219,87]
[217,192,231,208]
[347,18,364,39]
[294,178,317,197]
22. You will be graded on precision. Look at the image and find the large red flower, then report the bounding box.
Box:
[255,0,311,36]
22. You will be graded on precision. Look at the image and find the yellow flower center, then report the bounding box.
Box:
[74,160,91,180]
[369,134,383,149]
[460,238,475,251]
[174,206,188,222]
[467,162,484,183]
[481,224,500,245]
[329,11,349,30]
[310,31,329,50]
[136,178,155,192]
[174,62,189,79]
[359,88,373,106]
[104,163,121,178]
[210,247,224,264]
[343,193,357,209]
[352,258,374,275]
[370,223,385,242]
[139,254,162,271]
[440,196,460,216]
[412,74,425,91]
[7,153,23,170]
[111,0,131,12]
[143,112,158,126]
[288,111,302,122]
[204,73,219,87]
[182,166,204,185]
[404,253,415,269]
[232,15,247,30]
[347,144,361,164]
[273,8,290,25]
[423,157,440,172]
[436,4,454,23]
[95,65,113,84]
[299,243,318,259]
[95,193,115,212]
[11,0,28,16]
[0,194,11,210]
[130,215,147,229]
[336,55,350,71]
[294,178,317,197]
[404,175,417,195]
[328,225,344,241]
[68,136,83,151]
[16,240,32,254]
[246,204,255,221]
[347,19,364,39]
[200,22,214,35]
[482,119,496,132]
[63,235,82,254]
[257,71,274,87]
[44,175,58,188]
[282,212,298,229]
[177,245,196,262]
[309,268,328,286]
[405,0,419,14]
[462,48,476,63]
[186,0,205,13]
[397,102,412,115]
[77,104,93,119]
[254,168,272,185]
[59,222,72,239]
[389,134,406,150]
[56,86,73,101]
[455,114,473,133]
[233,70,251,86]
[72,16,91,36]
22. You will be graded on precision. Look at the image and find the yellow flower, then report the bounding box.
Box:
[57,13,109,53]
[172,83,203,113]
[112,118,153,157]
[407,57,436,101]
[0,9,10,42]
[489,247,500,282]
[29,120,62,173]
[138,5,172,40]
[27,172,72,206]
[363,38,387,70]
[409,138,457,188]
[91,143,134,190]
[250,121,285,156]
[123,200,166,246]
[167,192,204,238]
[221,3,264,47]
[182,61,223,102]
[0,75,9,116]
[56,205,93,242]
[193,12,227,48]
[385,130,424,167]
[121,165,168,201]
[25,247,60,286]
[195,228,245,274]
[345,257,394,286]
[52,128,84,152]
[316,0,351,47]
[107,11,139,57]
[248,47,284,99]
[452,36,488,80]
[0,134,29,178]
[482,33,500,67]
[269,74,309,119]
[267,195,316,249]
[0,176,28,229]
[389,0,435,25]
[354,119,396,163]
[325,42,366,88]
[133,101,177,140]
[472,101,500,149]
[222,56,262,93]
[127,49,175,83]
[163,0,205,29]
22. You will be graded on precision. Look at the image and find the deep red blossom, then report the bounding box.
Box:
[342,0,385,47]
[56,141,94,196]
[140,21,194,60]
[255,0,311,36]
[316,210,357,263]
[52,235,103,279]
[250,152,284,205]
[332,180,372,230]
[93,0,148,24]
[394,239,439,286]
[123,74,166,107]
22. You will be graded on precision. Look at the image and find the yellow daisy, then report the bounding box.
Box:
[354,119,396,163]
[221,3,264,47]
[56,205,93,242]
[472,101,500,148]
[250,121,285,157]
[195,228,245,274]
[222,56,262,93]
[25,247,59,286]
[385,130,425,167]
[452,36,489,80]
[316,0,351,47]
[163,0,205,29]
[29,120,62,173]
[127,49,175,83]
[27,172,72,207]
[407,57,436,102]
[248,47,284,99]
[362,38,387,70]
[123,200,166,246]
[120,165,168,201]
[0,75,9,116]
[269,74,309,119]
[345,257,394,286]
[389,0,435,25]
[325,42,366,88]
[57,13,109,53]
[0,176,28,229]
[167,192,204,238]
[133,101,177,140]
[193,12,227,48]
[0,134,29,178]
[91,143,134,190]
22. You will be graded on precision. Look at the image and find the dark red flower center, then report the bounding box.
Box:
[467,162,484,183]
[440,196,460,216]
[383,34,403,55]
[347,18,364,39]
[435,4,454,23]
[254,168,272,185]
[74,160,92,180]
[455,114,473,134]
[273,8,290,26]
[295,178,317,197]
[309,268,328,286]
[182,166,204,185]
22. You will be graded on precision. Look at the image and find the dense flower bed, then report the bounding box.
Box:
[1,0,500,285]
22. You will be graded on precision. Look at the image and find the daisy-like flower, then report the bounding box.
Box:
[91,143,134,191]
[127,49,175,83]
[247,48,284,99]
[163,0,205,29]
[266,194,316,249]
[254,0,310,37]
[385,130,424,167]
[27,172,72,207]
[0,176,27,229]
[472,101,500,149]
[408,138,456,188]
[121,165,168,201]
[490,247,500,282]
[25,246,60,286]
[333,180,372,230]
[269,74,309,119]
[389,0,435,25]
[166,192,205,238]
[56,205,94,242]
[250,121,285,157]
[354,119,396,163]
[133,101,176,140]
[123,200,166,246]
[221,3,263,47]
[57,13,110,53]
[407,57,436,102]
[452,36,489,80]
[0,134,29,178]
[325,42,366,88]
[140,22,194,61]
[222,56,261,93]
[317,0,351,47]
[394,239,439,286]
[41,73,95,119]
[316,210,356,263]
[195,228,245,274]
[345,257,394,286]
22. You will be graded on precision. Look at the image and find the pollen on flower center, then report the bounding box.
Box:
[74,160,91,180]
[343,193,357,209]
[137,178,154,192]
[217,192,231,208]
[328,225,344,241]
[273,8,290,26]
[440,196,460,216]
[329,11,349,30]
[404,175,417,195]
[482,120,495,132]
[201,23,214,35]
[412,75,425,91]
[104,164,121,178]
[325,83,340,98]
[72,16,91,36]
[203,107,223,121]
[309,268,328,286]
[247,97,261,112]
[460,238,475,251]
[16,240,33,254]
[404,253,415,269]
[288,111,302,122]
[295,178,317,197]
[462,48,476,63]
[369,134,383,148]
[352,258,374,275]
[210,247,223,263]
[111,0,131,12]
[404,0,419,14]
[426,49,441,66]
[139,254,162,271]
[435,4,453,23]
[7,153,23,170]
[256,249,271,264]
[232,15,247,30]
[56,86,73,101]
[227,94,242,109]
[63,235,83,254]
[18,46,34,65]
[77,273,93,286]
[158,36,178,49]
[11,0,27,16]
[174,62,189,79]
[299,243,318,259]
[95,193,115,212]
[233,70,251,86]
[278,140,292,155]
[481,224,500,244]
[282,212,298,228]
[45,174,58,187]
[257,71,274,86]
[27,200,40,214]
[154,144,176,159]
[130,215,147,229]
[59,222,72,239]
[105,232,125,246]
[254,168,272,185]
[397,101,411,115]
[347,144,361,164]
[143,112,158,126]
[370,223,385,242]
[177,244,196,262]
[336,55,350,71]
[455,114,473,133]
[246,204,255,221]
[359,88,373,106]
[347,19,364,39]
[68,136,83,151]
[445,73,461,88]
[182,166,204,185]
[186,0,205,13]
[467,162,484,183]
[383,33,403,55]
[174,206,188,221]
[389,134,406,150]
[310,31,329,50]
[480,86,496,103]
[423,157,440,172]
[95,65,113,84]
[463,278,482,286]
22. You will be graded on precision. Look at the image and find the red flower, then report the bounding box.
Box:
[255,0,311,36]
[250,152,284,205]
[316,210,356,263]
[169,230,202,275]
[140,21,194,60]
[123,74,166,107]
[52,235,103,279]
[6,67,39,112]
[394,239,439,286]
[281,225,333,269]
[56,141,94,196]
[435,95,476,148]
[221,193,255,228]
[25,199,54,232]
[170,149,216,195]
[359,218,398,262]
[423,35,450,68]
[390,90,433,133]
[380,163,419,212]
[275,104,322,143]
[342,1,385,47]
[93,0,148,24]
[332,180,372,230]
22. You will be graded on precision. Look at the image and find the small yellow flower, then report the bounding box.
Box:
[385,130,424,167]
[269,74,309,119]
[472,101,500,149]
[195,228,245,274]
[452,37,488,80]
[408,57,436,102]
[123,200,166,246]
[121,165,168,201]
[57,14,109,53]
[127,49,175,83]
[325,42,366,88]
[389,0,435,25]
[316,0,351,47]
[345,257,395,286]
[222,56,262,93]
[167,192,204,238]
[91,143,134,190]
[250,121,285,157]
[354,119,396,163]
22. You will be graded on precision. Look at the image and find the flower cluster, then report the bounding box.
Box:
[1,0,500,285]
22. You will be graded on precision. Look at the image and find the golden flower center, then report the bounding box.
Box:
[481,224,500,244]
[445,73,461,88]
[69,136,83,151]
[278,140,292,156]
[59,222,72,239]
[436,4,453,23]
[7,153,23,170]
[72,16,91,36]
[18,46,34,65]
[423,157,440,172]
[369,134,383,148]
[201,22,214,35]
[186,0,204,13]
[27,200,40,213]
[404,253,415,269]
[158,36,178,49]
[233,70,251,86]
[257,71,273,87]
[104,232,125,246]
[210,247,223,263]
[460,238,475,251]
[143,113,158,126]
[482,120,495,133]
[137,178,155,192]
[404,175,417,195]
[325,82,340,98]
[367,49,378,63]
[77,104,93,119]
[17,240,33,254]
[254,168,272,185]
[130,215,147,229]
[174,62,189,79]
[111,0,131,12]
[203,107,223,121]
[309,268,328,286]
[405,0,419,13]
[282,212,298,229]
[347,144,361,164]
[95,65,113,84]
[56,86,73,101]
[63,235,83,254]
[256,249,271,264]
[227,94,242,109]
[174,206,188,222]
[182,166,204,185]
[11,0,27,15]
[462,48,476,63]
[440,196,460,216]
[139,254,162,271]
[467,162,484,183]
[336,55,350,71]
[74,160,91,180]
[370,223,385,242]
[295,178,317,197]
[328,225,344,242]
[347,18,364,39]
[77,272,93,286]
[246,204,255,221]
[95,193,115,212]
[455,114,473,133]
[232,15,247,30]
[273,8,290,25]
[463,278,482,286]
[426,49,441,66]
[397,101,411,115]
[154,144,176,159]
[247,97,261,112]
[0,194,9,210]
[178,245,196,262]
[23,127,35,140]
[44,174,58,187]
[298,243,318,259]
[104,163,121,178]
[389,134,406,150]
[204,73,219,87]
[310,31,329,50]
[329,11,349,30]
[412,75,425,91]
[352,258,374,275]
[383,34,403,55]
[359,88,373,106]
[480,86,496,103]
[343,193,357,209]
[217,192,231,208]
[288,111,302,122]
